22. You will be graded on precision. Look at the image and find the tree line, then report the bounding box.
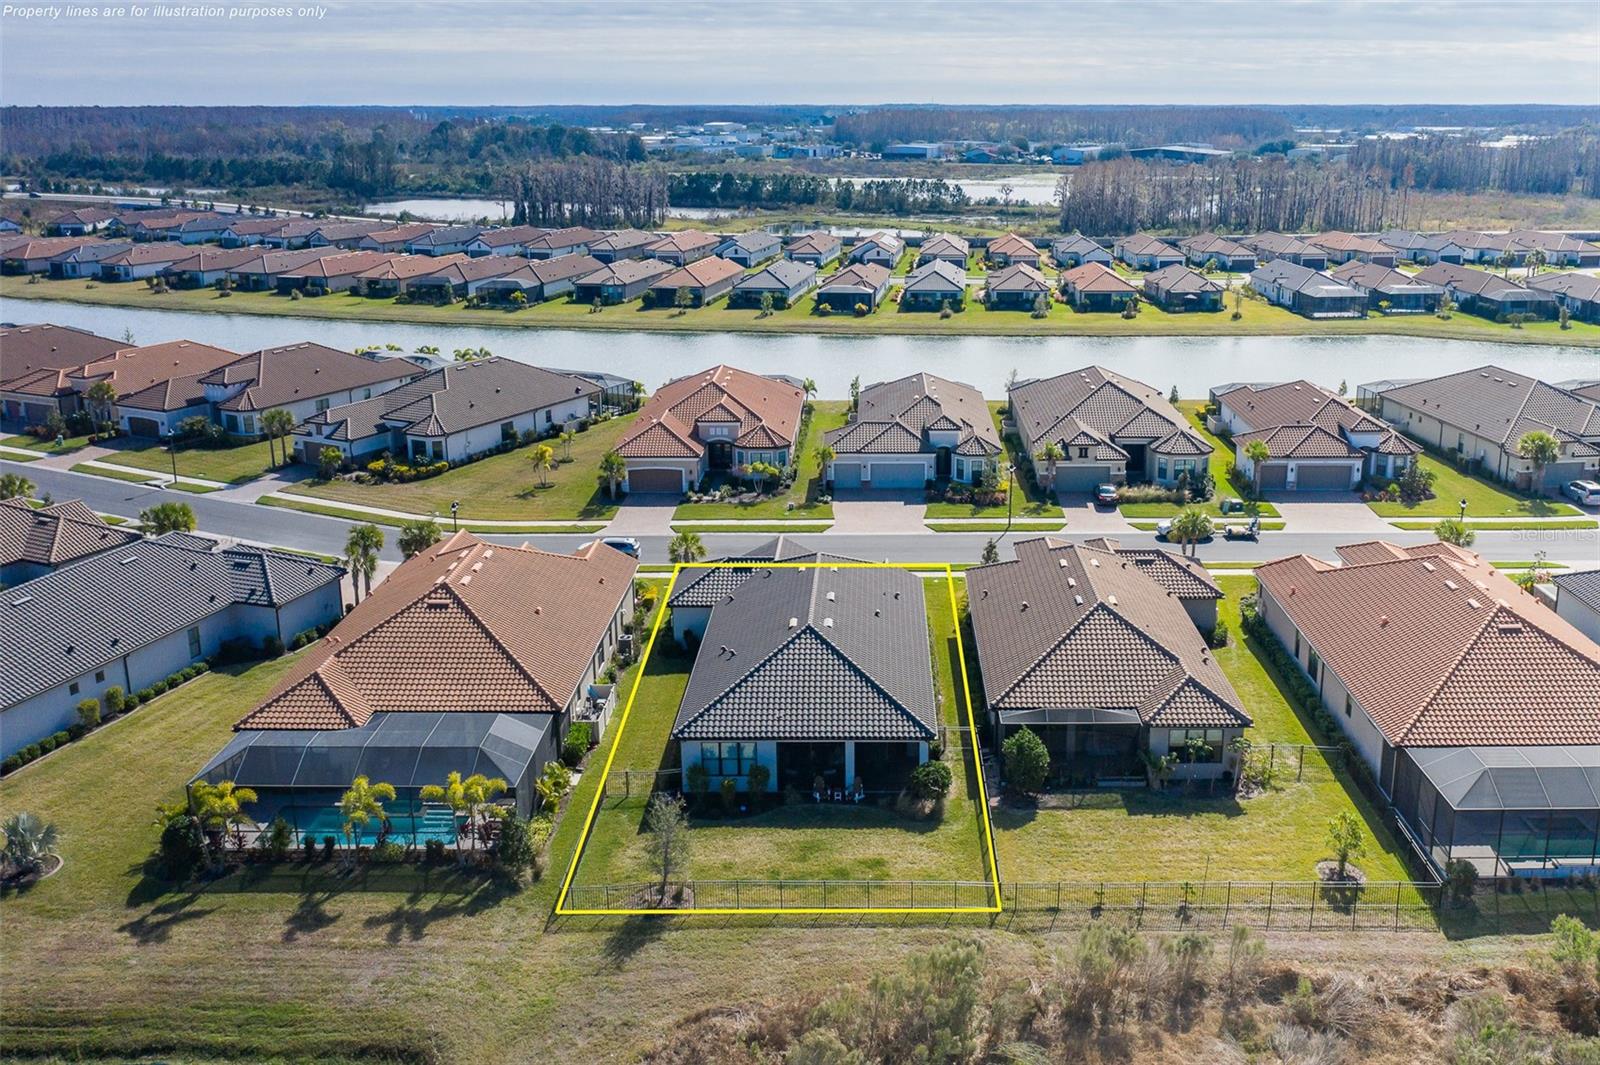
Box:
[668,172,974,213]
[1344,132,1600,197]
[503,158,670,228]
[835,105,1293,152]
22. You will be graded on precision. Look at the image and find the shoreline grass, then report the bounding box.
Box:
[7,274,1598,345]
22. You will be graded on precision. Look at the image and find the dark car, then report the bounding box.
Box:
[1094,483,1119,507]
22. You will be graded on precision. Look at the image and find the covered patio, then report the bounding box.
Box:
[1391,746,1600,879]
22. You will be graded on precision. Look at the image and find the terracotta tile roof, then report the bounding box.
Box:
[1257,543,1600,747]
[987,233,1039,258]
[0,497,140,568]
[0,323,124,387]
[617,365,805,458]
[1144,264,1226,296]
[524,226,599,252]
[236,533,635,731]
[786,232,841,256]
[988,263,1051,293]
[1061,261,1136,294]
[100,243,194,268]
[356,252,469,282]
[281,251,396,279]
[1309,230,1392,255]
[68,340,240,402]
[819,262,891,292]
[1117,233,1181,257]
[651,256,744,290]
[1178,234,1254,259]
[967,538,1247,729]
[1244,232,1320,258]
[164,246,265,275]
[645,229,718,254]
[1233,423,1360,460]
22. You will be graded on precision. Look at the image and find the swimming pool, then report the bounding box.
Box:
[276,805,460,845]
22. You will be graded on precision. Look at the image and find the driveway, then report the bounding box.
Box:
[603,494,679,536]
[1059,495,1136,533]
[1268,492,1394,534]
[830,491,929,533]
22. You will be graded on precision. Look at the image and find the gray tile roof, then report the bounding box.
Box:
[1250,259,1363,300]
[0,498,141,569]
[1554,569,1600,616]
[825,372,1000,460]
[734,260,817,292]
[667,538,869,608]
[1008,365,1209,461]
[901,259,967,294]
[965,538,1248,729]
[1,533,344,708]
[1379,365,1600,451]
[1330,260,1444,298]
[202,342,419,412]
[672,565,937,742]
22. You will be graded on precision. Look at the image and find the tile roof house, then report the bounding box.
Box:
[0,323,127,422]
[1375,230,1466,266]
[403,224,483,256]
[665,536,869,642]
[1248,259,1367,318]
[199,532,637,820]
[1,236,97,274]
[257,218,325,248]
[1177,234,1256,272]
[463,225,550,257]
[916,233,971,267]
[276,251,400,295]
[1141,264,1226,312]
[784,231,843,267]
[615,365,806,494]
[1113,233,1184,271]
[587,228,658,263]
[0,497,141,585]
[646,255,745,308]
[1009,366,1212,493]
[200,342,420,437]
[824,372,1001,489]
[402,253,529,301]
[815,262,892,313]
[642,229,718,266]
[97,241,194,281]
[303,220,391,249]
[1528,272,1600,324]
[670,563,936,794]
[468,253,603,304]
[899,259,968,311]
[63,340,243,438]
[222,246,346,290]
[1307,231,1398,266]
[729,259,818,309]
[847,232,905,268]
[571,258,675,305]
[967,537,1246,783]
[293,357,599,465]
[523,226,600,260]
[1362,366,1600,492]
[356,223,440,253]
[1242,232,1327,269]
[985,232,1042,268]
[1552,568,1600,647]
[1414,263,1558,320]
[161,246,267,288]
[1329,260,1444,313]
[985,263,1052,310]
[46,239,133,279]
[219,216,294,247]
[1050,234,1112,268]
[1058,261,1137,312]
[1,532,346,759]
[1506,229,1600,268]
[1255,540,1600,876]
[714,230,782,268]
[1211,379,1419,491]
[46,206,117,236]
[355,252,470,298]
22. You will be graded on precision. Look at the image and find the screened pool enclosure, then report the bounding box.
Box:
[191,712,557,842]
[1391,746,1600,878]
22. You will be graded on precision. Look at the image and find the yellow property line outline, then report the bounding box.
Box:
[554,560,1003,917]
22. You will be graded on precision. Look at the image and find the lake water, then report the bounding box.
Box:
[5,295,1596,399]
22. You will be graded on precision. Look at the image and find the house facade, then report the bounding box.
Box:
[646,255,744,308]
[1059,262,1137,312]
[815,263,891,312]
[825,372,1001,489]
[1009,366,1213,493]
[1113,233,1184,271]
[1528,272,1600,323]
[728,260,818,309]
[1213,379,1419,490]
[1242,232,1327,269]
[985,263,1051,310]
[587,229,657,263]
[1142,264,1225,312]
[1329,261,1443,313]
[572,258,675,305]
[985,233,1042,268]
[470,254,603,304]
[899,259,967,311]
[1414,263,1558,320]
[1248,259,1367,318]
[1051,235,1112,269]
[916,233,970,268]
[1308,231,1398,266]
[847,232,904,268]
[714,231,782,268]
[1178,234,1255,272]
[201,342,419,438]
[614,365,805,494]
[784,232,842,267]
[643,229,718,266]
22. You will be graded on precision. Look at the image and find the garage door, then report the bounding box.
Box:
[866,463,926,488]
[1052,465,1113,493]
[832,463,862,489]
[1294,464,1355,491]
[1543,461,1586,492]
[1258,464,1289,491]
[627,468,683,493]
[126,417,162,438]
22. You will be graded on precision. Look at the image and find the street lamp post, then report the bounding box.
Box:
[1458,498,1468,522]
[450,500,460,532]
[1001,462,1017,542]
[167,434,178,489]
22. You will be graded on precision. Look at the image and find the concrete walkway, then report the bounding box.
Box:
[831,496,930,533]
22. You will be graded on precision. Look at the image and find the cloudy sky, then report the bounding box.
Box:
[2,0,1597,107]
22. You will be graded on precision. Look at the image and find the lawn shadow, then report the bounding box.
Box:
[360,877,514,943]
[118,891,219,944]
[600,913,672,966]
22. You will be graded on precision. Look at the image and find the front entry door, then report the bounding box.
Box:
[709,440,733,470]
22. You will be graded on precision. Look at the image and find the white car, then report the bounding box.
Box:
[1564,480,1600,507]
[1155,518,1173,540]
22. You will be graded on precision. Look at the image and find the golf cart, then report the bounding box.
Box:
[1223,516,1261,540]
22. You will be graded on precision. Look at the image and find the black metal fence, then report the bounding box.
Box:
[563,879,1000,912]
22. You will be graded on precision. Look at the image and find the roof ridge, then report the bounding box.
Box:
[1395,604,1507,743]
[996,599,1177,706]
[432,578,563,710]
[806,622,935,738]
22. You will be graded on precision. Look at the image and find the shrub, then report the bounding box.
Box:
[76,697,101,730]
[685,763,710,803]
[852,302,869,317]
[103,685,125,715]
[124,692,141,710]
[137,687,155,703]
[720,776,738,814]
[1,756,20,774]
[1444,858,1479,907]
[265,816,293,860]
[372,840,406,863]
[165,672,186,689]
[1208,618,1230,649]
[746,762,771,797]
[157,814,208,882]
[263,634,284,658]
[909,759,953,800]
[1003,727,1051,795]
[37,737,56,755]
[321,836,336,861]
[493,813,536,881]
[424,838,447,865]
[561,722,592,768]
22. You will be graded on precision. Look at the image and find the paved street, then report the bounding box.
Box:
[12,461,1597,568]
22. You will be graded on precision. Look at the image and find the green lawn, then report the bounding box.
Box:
[1389,518,1597,531]
[921,403,1065,519]
[1116,403,1280,519]
[9,272,1598,344]
[1,432,93,454]
[69,461,161,485]
[1368,453,1582,517]
[97,436,277,484]
[260,492,605,532]
[283,412,636,521]
[567,574,991,893]
[925,521,1066,533]
[989,580,1414,885]
[672,401,849,520]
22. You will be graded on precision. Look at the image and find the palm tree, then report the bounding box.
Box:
[530,443,556,488]
[802,377,817,403]
[188,780,258,853]
[1168,506,1214,557]
[1243,440,1271,494]
[1496,248,1517,278]
[261,408,296,468]
[1517,430,1561,497]
[1432,517,1476,547]
[1525,248,1546,278]
[1036,441,1064,488]
[338,776,397,861]
[1,811,60,876]
[814,443,836,484]
[344,523,384,605]
[669,530,706,564]
[85,379,117,429]
[598,450,627,499]
[559,428,576,461]
[139,501,196,536]
[397,518,441,559]
[419,771,507,855]
[0,472,34,500]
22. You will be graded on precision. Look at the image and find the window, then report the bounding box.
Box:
[955,458,966,481]
[431,440,444,460]
[361,388,372,400]
[69,681,80,696]
[1078,446,1089,459]
[1169,728,1223,763]
[226,413,240,432]
[95,670,105,683]
[1157,458,1168,481]
[500,421,516,442]
[700,742,756,777]
[315,398,330,413]
[544,410,553,424]
[1293,632,1301,658]
[1344,694,1353,718]
[1307,649,1321,686]
[242,415,255,435]
[187,625,202,658]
